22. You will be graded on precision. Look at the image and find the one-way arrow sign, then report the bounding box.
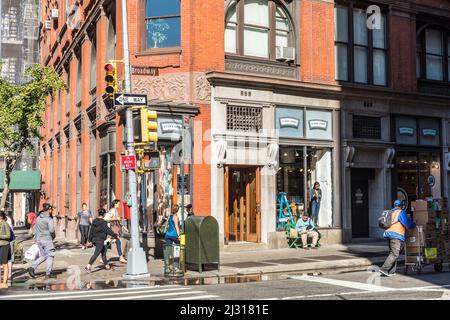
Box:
[114,93,148,106]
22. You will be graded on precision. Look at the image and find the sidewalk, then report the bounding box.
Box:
[9,230,391,288]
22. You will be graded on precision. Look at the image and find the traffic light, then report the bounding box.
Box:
[140,108,158,143]
[104,62,117,100]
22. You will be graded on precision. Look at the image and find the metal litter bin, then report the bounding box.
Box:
[163,244,185,277]
[185,216,220,273]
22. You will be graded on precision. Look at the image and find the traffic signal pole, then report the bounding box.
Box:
[121,0,149,278]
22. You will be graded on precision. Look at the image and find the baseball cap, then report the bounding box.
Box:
[43,203,54,211]
[185,204,192,209]
[394,200,402,207]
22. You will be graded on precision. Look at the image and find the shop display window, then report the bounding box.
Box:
[396,151,441,210]
[277,146,333,228]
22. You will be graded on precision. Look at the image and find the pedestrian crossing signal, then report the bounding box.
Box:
[104,62,117,100]
[140,108,158,143]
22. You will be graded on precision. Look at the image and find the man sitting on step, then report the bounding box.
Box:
[295,214,319,250]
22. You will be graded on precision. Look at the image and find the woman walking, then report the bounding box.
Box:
[105,200,128,263]
[310,182,322,225]
[164,204,181,244]
[76,203,93,250]
[0,211,11,289]
[84,208,118,273]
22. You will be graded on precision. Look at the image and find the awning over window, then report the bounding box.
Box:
[0,170,41,191]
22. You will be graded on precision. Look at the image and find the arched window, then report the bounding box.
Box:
[225,0,294,60]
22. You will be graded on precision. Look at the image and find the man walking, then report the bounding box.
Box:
[379,200,416,277]
[28,203,57,279]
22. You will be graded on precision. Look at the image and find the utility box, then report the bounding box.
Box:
[185,216,220,273]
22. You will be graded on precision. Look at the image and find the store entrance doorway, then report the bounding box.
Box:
[224,166,261,243]
[351,169,373,238]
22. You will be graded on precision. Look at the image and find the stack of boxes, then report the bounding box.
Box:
[438,198,450,261]
[407,198,449,264]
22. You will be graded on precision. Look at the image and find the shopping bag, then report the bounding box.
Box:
[24,244,40,261]
[424,247,437,260]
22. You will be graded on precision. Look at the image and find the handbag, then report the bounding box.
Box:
[9,227,16,242]
[110,220,122,236]
[24,244,40,261]
[156,217,169,236]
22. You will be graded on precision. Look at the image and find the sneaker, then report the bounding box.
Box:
[81,246,86,250]
[27,267,36,278]
[45,273,57,279]
[84,266,92,274]
[379,270,390,277]
[389,272,396,276]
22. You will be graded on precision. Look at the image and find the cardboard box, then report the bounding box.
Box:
[406,226,425,247]
[414,210,435,226]
[411,201,429,212]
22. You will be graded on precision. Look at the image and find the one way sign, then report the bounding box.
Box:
[114,93,148,106]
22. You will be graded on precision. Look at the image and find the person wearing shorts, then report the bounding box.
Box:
[0,210,11,289]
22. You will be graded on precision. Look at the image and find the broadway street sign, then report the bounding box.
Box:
[114,93,148,106]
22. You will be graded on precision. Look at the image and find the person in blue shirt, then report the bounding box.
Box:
[295,214,319,250]
[165,204,181,245]
[380,200,416,277]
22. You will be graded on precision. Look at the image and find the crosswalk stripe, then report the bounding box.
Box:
[23,287,193,300]
[289,275,393,292]
[4,285,182,299]
[96,290,208,300]
[168,295,220,300]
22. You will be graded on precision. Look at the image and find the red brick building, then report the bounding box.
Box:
[39,0,450,248]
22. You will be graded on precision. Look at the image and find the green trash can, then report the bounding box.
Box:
[163,243,185,277]
[185,216,220,273]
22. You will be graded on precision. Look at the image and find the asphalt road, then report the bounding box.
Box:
[1,265,450,300]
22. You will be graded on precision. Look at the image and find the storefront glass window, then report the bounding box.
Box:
[277,147,305,204]
[277,146,333,228]
[396,151,441,209]
[307,147,333,228]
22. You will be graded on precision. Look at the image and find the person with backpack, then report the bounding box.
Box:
[27,211,37,237]
[0,210,11,289]
[379,200,416,277]
[27,203,57,279]
[84,208,119,273]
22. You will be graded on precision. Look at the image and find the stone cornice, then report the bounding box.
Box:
[206,71,450,107]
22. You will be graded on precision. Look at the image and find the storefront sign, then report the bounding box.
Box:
[422,129,437,137]
[276,107,303,139]
[279,117,300,129]
[399,127,414,136]
[161,122,182,134]
[308,120,328,131]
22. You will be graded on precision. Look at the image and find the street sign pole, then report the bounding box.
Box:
[121,0,149,279]
[181,115,185,233]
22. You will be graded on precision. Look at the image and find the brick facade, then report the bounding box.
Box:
[39,0,450,244]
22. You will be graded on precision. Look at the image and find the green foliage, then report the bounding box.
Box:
[0,64,65,156]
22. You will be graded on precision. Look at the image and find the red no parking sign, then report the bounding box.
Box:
[121,155,136,170]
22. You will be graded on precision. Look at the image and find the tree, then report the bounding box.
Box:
[0,65,65,209]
